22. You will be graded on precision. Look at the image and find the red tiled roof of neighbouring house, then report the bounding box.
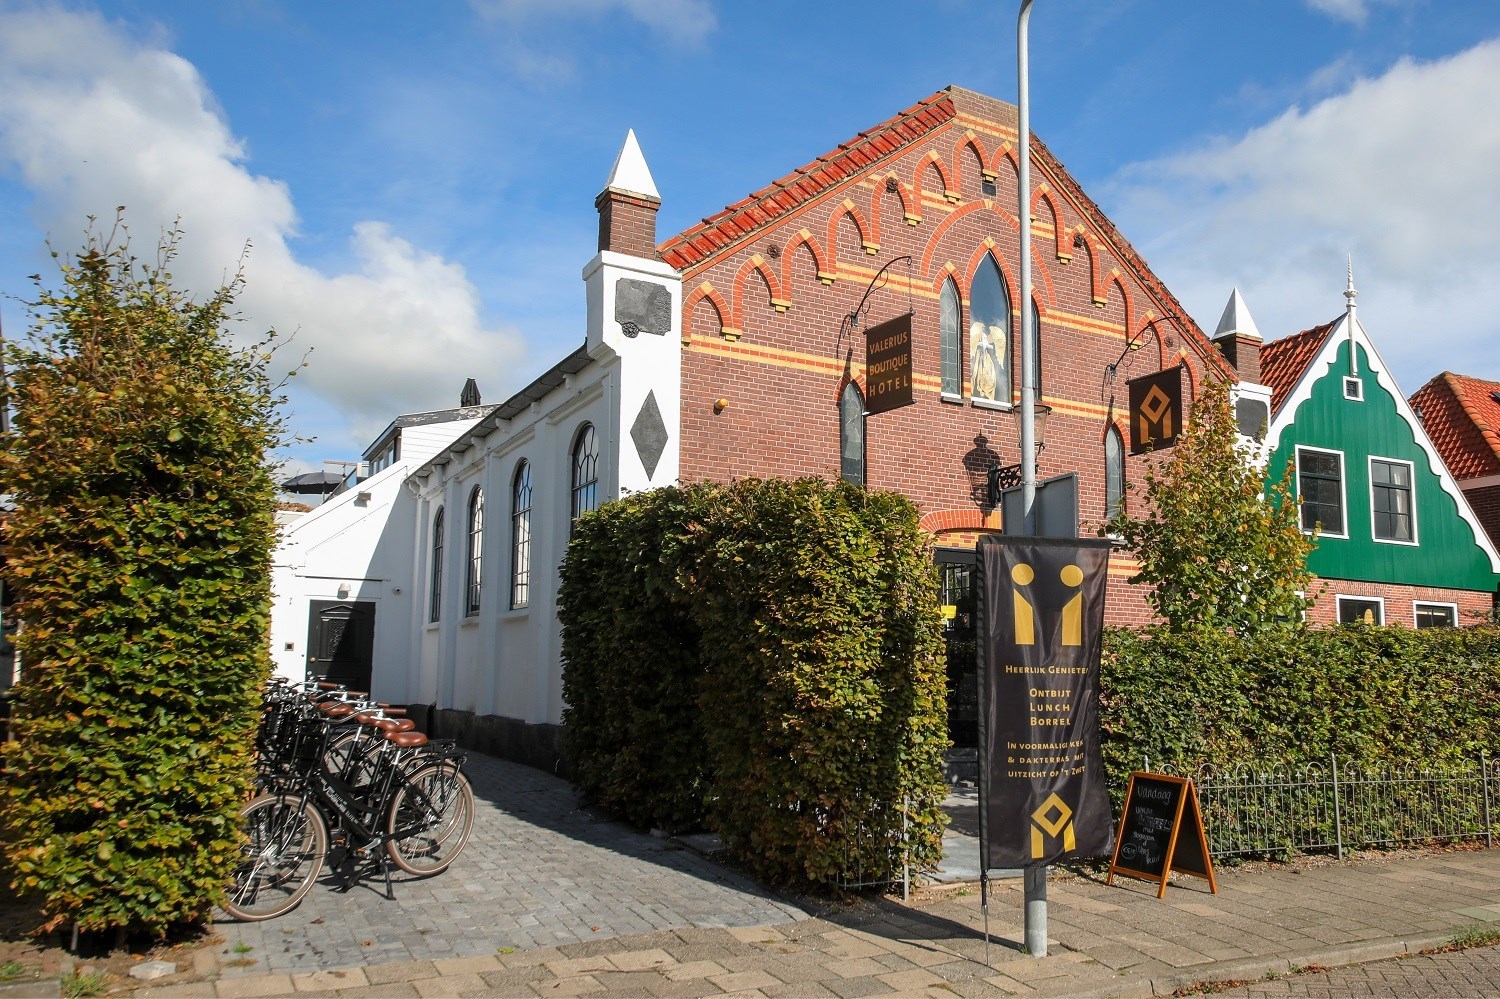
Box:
[1411,371,1500,481]
[657,86,1233,382]
[1260,322,1337,413]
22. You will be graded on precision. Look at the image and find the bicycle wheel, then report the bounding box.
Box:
[385,763,474,876]
[223,793,327,921]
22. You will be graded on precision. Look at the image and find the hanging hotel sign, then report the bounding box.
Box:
[976,535,1114,869]
[864,312,914,415]
[1127,364,1185,454]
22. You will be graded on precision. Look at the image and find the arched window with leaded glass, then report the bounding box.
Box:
[464,487,483,616]
[840,382,865,485]
[968,255,1011,405]
[940,278,961,397]
[511,461,532,610]
[570,423,599,522]
[1105,427,1124,522]
[429,506,444,623]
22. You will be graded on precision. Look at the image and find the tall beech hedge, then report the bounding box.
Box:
[560,478,949,888]
[0,227,286,933]
[1100,624,1500,778]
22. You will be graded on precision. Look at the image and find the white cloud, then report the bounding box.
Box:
[1307,0,1373,24]
[470,0,716,47]
[1107,38,1500,388]
[0,6,526,449]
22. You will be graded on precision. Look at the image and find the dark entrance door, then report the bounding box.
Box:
[306,600,375,691]
[936,547,978,749]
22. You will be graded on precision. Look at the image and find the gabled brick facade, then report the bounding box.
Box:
[663,87,1229,626]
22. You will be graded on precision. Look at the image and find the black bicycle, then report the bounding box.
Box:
[223,680,474,921]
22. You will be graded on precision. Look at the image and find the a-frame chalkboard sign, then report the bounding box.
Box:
[1106,772,1218,898]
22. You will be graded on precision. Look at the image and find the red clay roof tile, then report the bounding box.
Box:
[1260,322,1336,413]
[1411,371,1500,480]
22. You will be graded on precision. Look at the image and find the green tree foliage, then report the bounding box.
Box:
[560,478,949,889]
[1106,377,1312,633]
[0,221,287,933]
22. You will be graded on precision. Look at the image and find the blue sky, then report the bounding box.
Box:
[1,0,1497,473]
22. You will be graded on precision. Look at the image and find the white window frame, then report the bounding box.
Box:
[1343,376,1363,401]
[1295,445,1348,539]
[1413,601,1458,629]
[1335,594,1385,625]
[1368,455,1418,546]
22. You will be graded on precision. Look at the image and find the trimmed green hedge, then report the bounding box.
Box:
[1100,624,1500,777]
[560,479,948,889]
[0,229,284,933]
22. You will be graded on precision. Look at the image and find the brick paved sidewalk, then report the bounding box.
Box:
[117,847,1500,997]
[213,752,807,975]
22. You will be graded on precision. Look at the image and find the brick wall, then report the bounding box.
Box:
[667,89,1220,628]
[597,190,659,257]
[1303,577,1494,627]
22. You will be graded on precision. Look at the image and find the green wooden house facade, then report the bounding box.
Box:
[1255,277,1500,626]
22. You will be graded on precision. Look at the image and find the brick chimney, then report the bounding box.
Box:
[1212,287,1263,384]
[596,129,661,258]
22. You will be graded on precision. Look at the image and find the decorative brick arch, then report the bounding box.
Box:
[961,242,1019,312]
[868,171,916,245]
[1074,232,1105,305]
[1105,271,1133,337]
[919,508,1002,535]
[920,201,1018,277]
[683,281,729,341]
[991,146,1020,192]
[1031,188,1071,263]
[732,254,785,328]
[781,228,832,289]
[928,261,960,298]
[835,370,867,402]
[828,200,875,263]
[915,152,956,206]
[953,133,987,194]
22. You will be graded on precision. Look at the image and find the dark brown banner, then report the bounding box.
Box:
[976,535,1114,868]
[864,312,913,415]
[1127,364,1184,455]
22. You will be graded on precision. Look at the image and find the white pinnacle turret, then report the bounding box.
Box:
[1213,286,1263,341]
[603,129,659,201]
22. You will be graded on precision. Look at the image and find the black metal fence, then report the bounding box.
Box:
[1148,755,1499,859]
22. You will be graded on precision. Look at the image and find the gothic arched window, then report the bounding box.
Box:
[840,382,865,485]
[968,255,1011,405]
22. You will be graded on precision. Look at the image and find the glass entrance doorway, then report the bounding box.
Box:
[936,547,977,749]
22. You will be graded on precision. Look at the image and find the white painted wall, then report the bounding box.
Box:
[268,415,484,694]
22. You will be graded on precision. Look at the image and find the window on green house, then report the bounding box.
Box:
[1415,602,1457,628]
[1296,446,1345,536]
[1370,457,1415,543]
[1337,596,1383,625]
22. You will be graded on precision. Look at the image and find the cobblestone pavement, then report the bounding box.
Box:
[1214,943,1500,997]
[214,752,807,974]
[117,846,1500,998]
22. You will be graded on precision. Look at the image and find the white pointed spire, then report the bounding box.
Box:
[1213,286,1263,341]
[1344,256,1359,375]
[603,129,660,201]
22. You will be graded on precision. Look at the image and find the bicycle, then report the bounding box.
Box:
[223,680,474,921]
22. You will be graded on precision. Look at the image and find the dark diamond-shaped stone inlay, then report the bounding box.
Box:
[630,390,668,480]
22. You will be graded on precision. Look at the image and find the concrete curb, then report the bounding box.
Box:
[1055,932,1459,998]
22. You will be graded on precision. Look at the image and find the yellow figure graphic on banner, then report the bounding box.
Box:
[1138,384,1174,444]
[1060,564,1084,647]
[1011,563,1035,645]
[1031,793,1076,859]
